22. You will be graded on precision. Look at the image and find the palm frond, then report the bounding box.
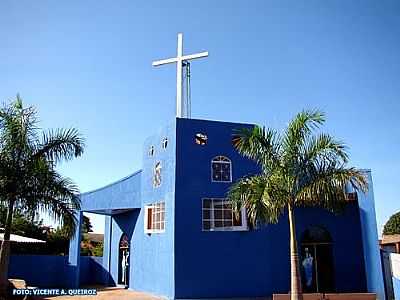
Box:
[34,128,85,163]
[0,96,36,148]
[296,162,368,211]
[302,133,348,165]
[283,109,325,157]
[0,96,84,241]
[232,126,281,172]
[30,172,81,238]
[229,174,288,226]
[229,109,366,227]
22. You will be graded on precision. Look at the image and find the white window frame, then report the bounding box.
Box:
[202,198,248,232]
[211,156,232,183]
[144,202,165,234]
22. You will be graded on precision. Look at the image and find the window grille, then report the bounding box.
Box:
[202,198,247,231]
[211,156,232,182]
[144,202,165,234]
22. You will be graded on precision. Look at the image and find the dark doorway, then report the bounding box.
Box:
[300,226,335,293]
[118,234,130,287]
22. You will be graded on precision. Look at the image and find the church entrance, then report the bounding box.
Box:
[118,234,130,287]
[300,226,335,293]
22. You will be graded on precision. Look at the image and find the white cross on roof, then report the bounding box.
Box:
[152,33,208,118]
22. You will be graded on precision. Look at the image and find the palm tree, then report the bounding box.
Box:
[0,96,85,295]
[228,110,367,300]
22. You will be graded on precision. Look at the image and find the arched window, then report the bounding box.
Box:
[300,226,334,293]
[153,162,162,188]
[211,156,232,182]
[301,226,332,244]
[119,234,129,249]
[118,234,130,286]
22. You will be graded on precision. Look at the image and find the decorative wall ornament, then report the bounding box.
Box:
[153,161,162,188]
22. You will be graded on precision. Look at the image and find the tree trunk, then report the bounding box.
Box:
[288,204,303,300]
[0,199,15,298]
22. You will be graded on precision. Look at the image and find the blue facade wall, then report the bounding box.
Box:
[174,118,367,299]
[295,205,367,293]
[66,120,176,299]
[67,211,83,287]
[131,120,176,299]
[357,171,386,300]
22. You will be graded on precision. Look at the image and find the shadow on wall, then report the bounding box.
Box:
[9,255,108,288]
[80,256,109,286]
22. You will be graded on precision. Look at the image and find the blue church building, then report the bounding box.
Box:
[68,117,385,299]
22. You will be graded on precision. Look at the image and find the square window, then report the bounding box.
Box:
[145,202,165,234]
[202,198,247,232]
[203,199,211,208]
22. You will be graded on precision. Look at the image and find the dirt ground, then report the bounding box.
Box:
[32,287,163,300]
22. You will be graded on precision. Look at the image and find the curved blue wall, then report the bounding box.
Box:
[81,170,142,212]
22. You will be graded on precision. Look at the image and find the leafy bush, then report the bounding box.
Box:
[383,211,400,235]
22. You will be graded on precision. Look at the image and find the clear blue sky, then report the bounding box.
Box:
[1,1,399,234]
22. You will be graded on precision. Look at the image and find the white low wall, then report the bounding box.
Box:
[390,253,400,299]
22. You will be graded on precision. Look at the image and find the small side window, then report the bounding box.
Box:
[162,138,168,149]
[195,133,207,145]
[149,146,155,157]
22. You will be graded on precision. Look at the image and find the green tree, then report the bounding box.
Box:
[0,204,46,240]
[0,96,84,296]
[383,212,400,235]
[46,227,70,255]
[82,215,93,233]
[228,110,367,300]
[91,241,103,257]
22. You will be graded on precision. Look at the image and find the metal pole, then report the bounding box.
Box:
[176,33,183,118]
